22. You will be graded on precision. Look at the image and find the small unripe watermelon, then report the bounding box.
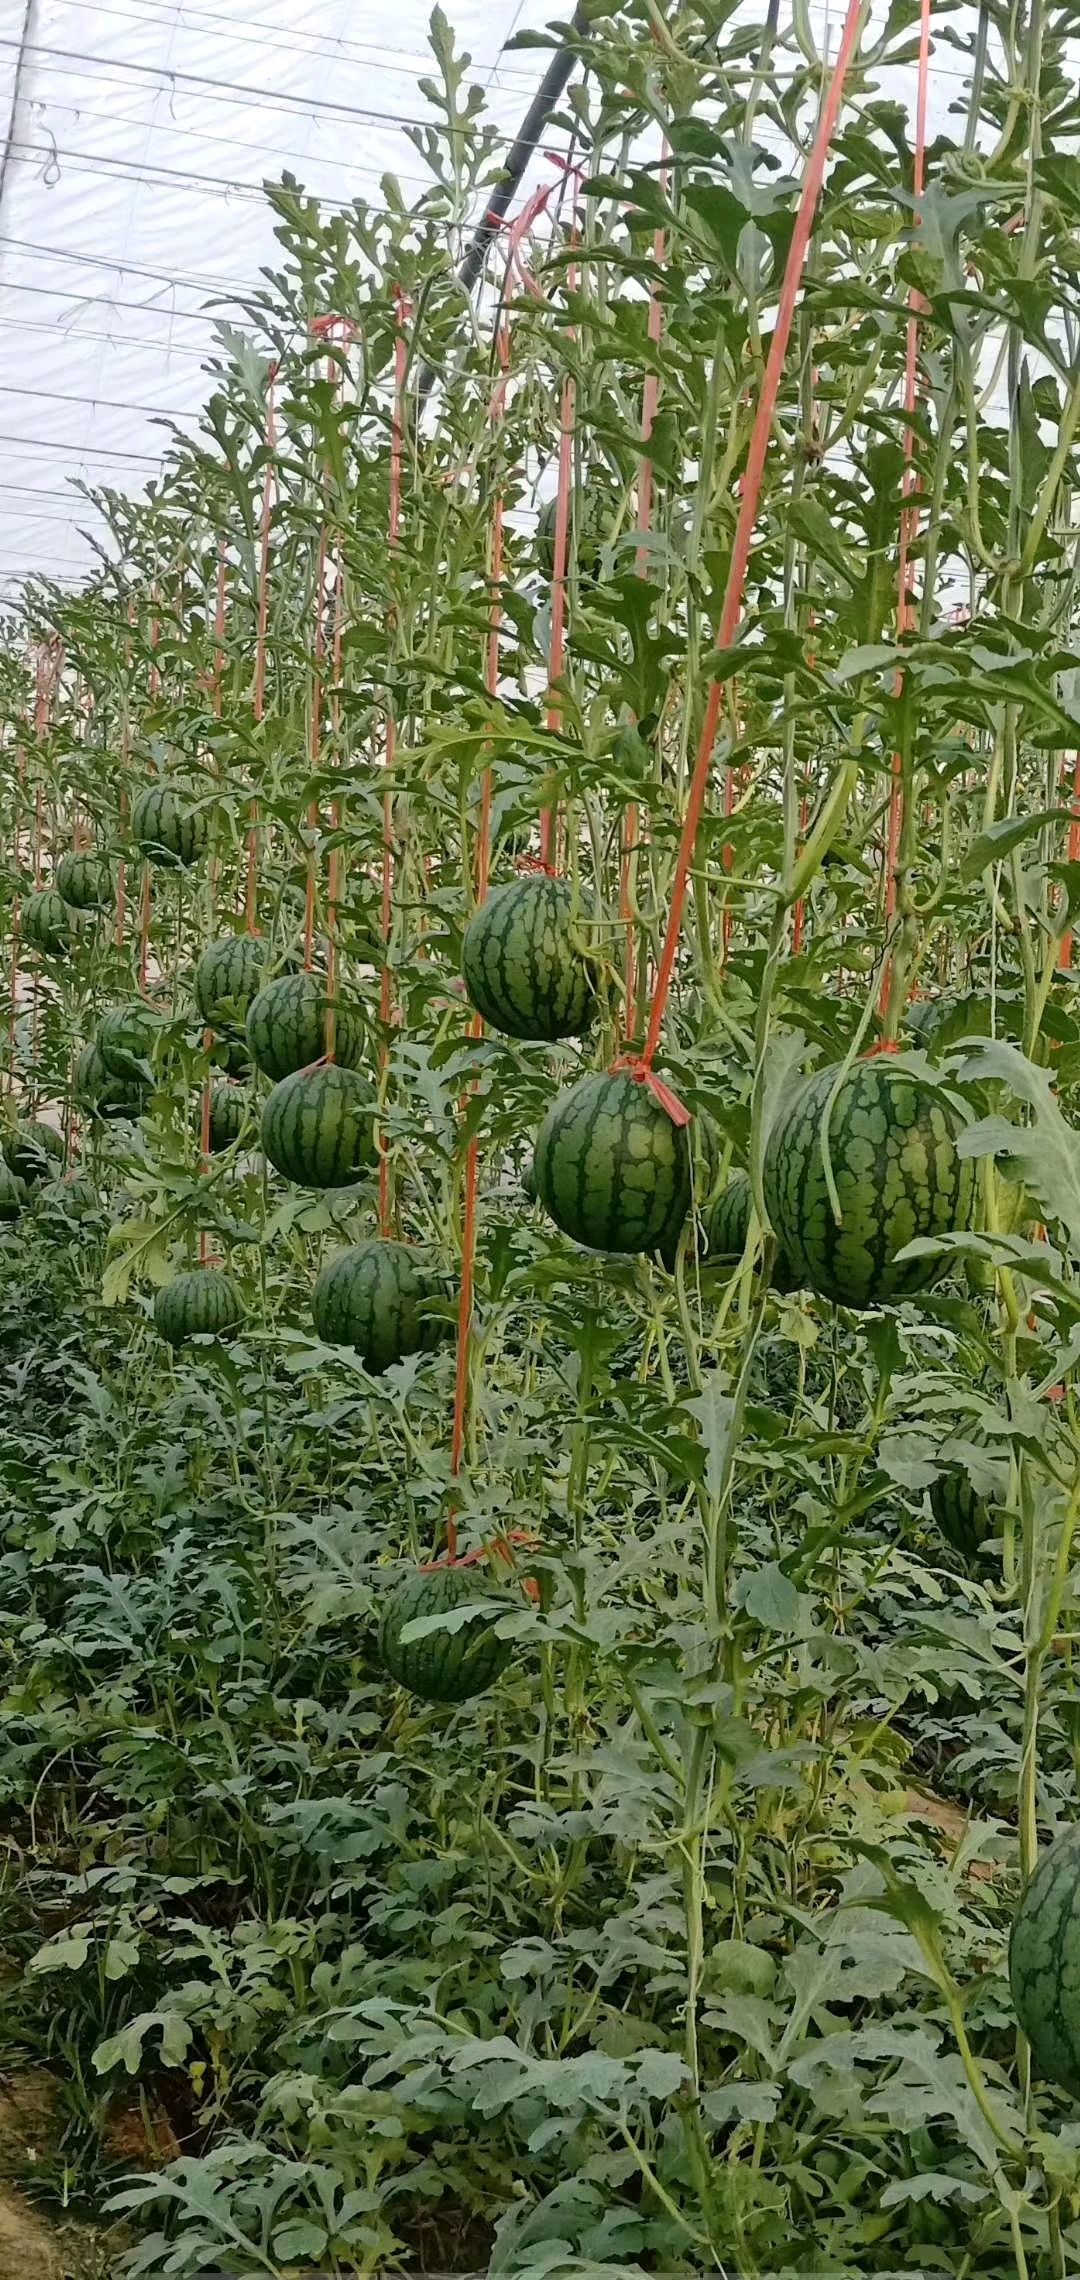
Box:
[97,1002,164,1079]
[23,888,71,956]
[929,1472,994,1560]
[535,1070,691,1254]
[1010,1826,1080,2092]
[763,1059,976,1310]
[313,1240,447,1373]
[261,1063,376,1188]
[4,1121,64,1186]
[378,1564,514,1704]
[130,783,208,869]
[246,972,365,1082]
[75,1041,147,1122]
[154,1267,244,1349]
[55,853,113,912]
[461,876,596,1042]
[206,1083,252,1153]
[194,935,268,1030]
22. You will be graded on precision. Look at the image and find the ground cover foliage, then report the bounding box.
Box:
[2,0,1080,2273]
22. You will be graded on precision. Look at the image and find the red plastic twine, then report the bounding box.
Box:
[247,361,278,936]
[639,0,865,1079]
[621,144,670,1040]
[539,246,578,871]
[1062,750,1080,970]
[879,0,931,1024]
[199,545,229,1264]
[310,315,356,1048]
[378,291,410,1237]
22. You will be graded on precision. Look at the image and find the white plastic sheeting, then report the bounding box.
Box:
[0,0,562,592]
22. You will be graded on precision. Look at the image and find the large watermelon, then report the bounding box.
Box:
[75,1041,147,1122]
[194,935,268,1030]
[461,876,596,1042]
[929,1472,995,1561]
[700,1171,797,1292]
[4,1121,64,1186]
[378,1564,514,1704]
[55,852,113,912]
[97,1002,164,1080]
[130,784,208,869]
[313,1240,447,1373]
[534,1070,691,1254]
[261,1063,376,1188]
[154,1268,244,1349]
[1010,1826,1080,2092]
[22,888,71,956]
[245,972,365,1082]
[762,1059,976,1310]
[0,1164,27,1220]
[537,488,615,583]
[206,1083,252,1153]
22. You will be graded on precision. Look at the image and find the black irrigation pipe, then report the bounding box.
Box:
[416,4,589,401]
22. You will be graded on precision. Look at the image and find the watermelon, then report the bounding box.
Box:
[0,1164,27,1220]
[55,852,113,912]
[461,876,596,1042]
[37,1175,98,1222]
[154,1267,244,1349]
[378,1564,514,1704]
[537,488,614,582]
[75,1041,148,1122]
[245,972,365,1082]
[4,1122,64,1186]
[700,1171,797,1292]
[1010,1825,1080,2092]
[206,1083,252,1153]
[194,935,268,1030]
[313,1240,447,1373]
[929,1471,995,1560]
[261,1062,376,1188]
[762,1059,976,1310]
[657,1114,722,1270]
[534,1070,691,1254]
[130,783,208,869]
[97,1002,164,1080]
[22,888,71,956]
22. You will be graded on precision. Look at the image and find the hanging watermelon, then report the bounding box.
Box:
[245,972,366,1082]
[194,936,269,1031]
[22,888,71,956]
[461,876,596,1042]
[97,1003,164,1080]
[55,853,113,912]
[534,1070,690,1254]
[154,1268,245,1348]
[261,1063,376,1188]
[312,1240,448,1373]
[378,1564,514,1704]
[130,784,209,870]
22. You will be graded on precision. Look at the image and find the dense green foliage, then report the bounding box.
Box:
[3,3,1080,2273]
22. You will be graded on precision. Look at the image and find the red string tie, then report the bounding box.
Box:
[865,1039,901,1058]
[610,1054,692,1128]
[515,853,560,879]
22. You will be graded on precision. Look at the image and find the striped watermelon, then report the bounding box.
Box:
[97,1002,164,1079]
[245,972,365,1081]
[537,489,614,582]
[154,1267,244,1348]
[75,1041,148,1122]
[929,1472,994,1561]
[130,784,208,869]
[461,876,596,1042]
[206,1083,252,1153]
[378,1564,514,1704]
[38,1175,98,1222]
[313,1240,447,1373]
[701,1171,797,1292]
[55,852,113,912]
[194,935,268,1030]
[261,1062,376,1188]
[22,888,71,956]
[657,1114,721,1269]
[534,1070,691,1254]
[1010,1826,1080,2092]
[4,1122,64,1186]
[0,1164,27,1220]
[763,1059,976,1310]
